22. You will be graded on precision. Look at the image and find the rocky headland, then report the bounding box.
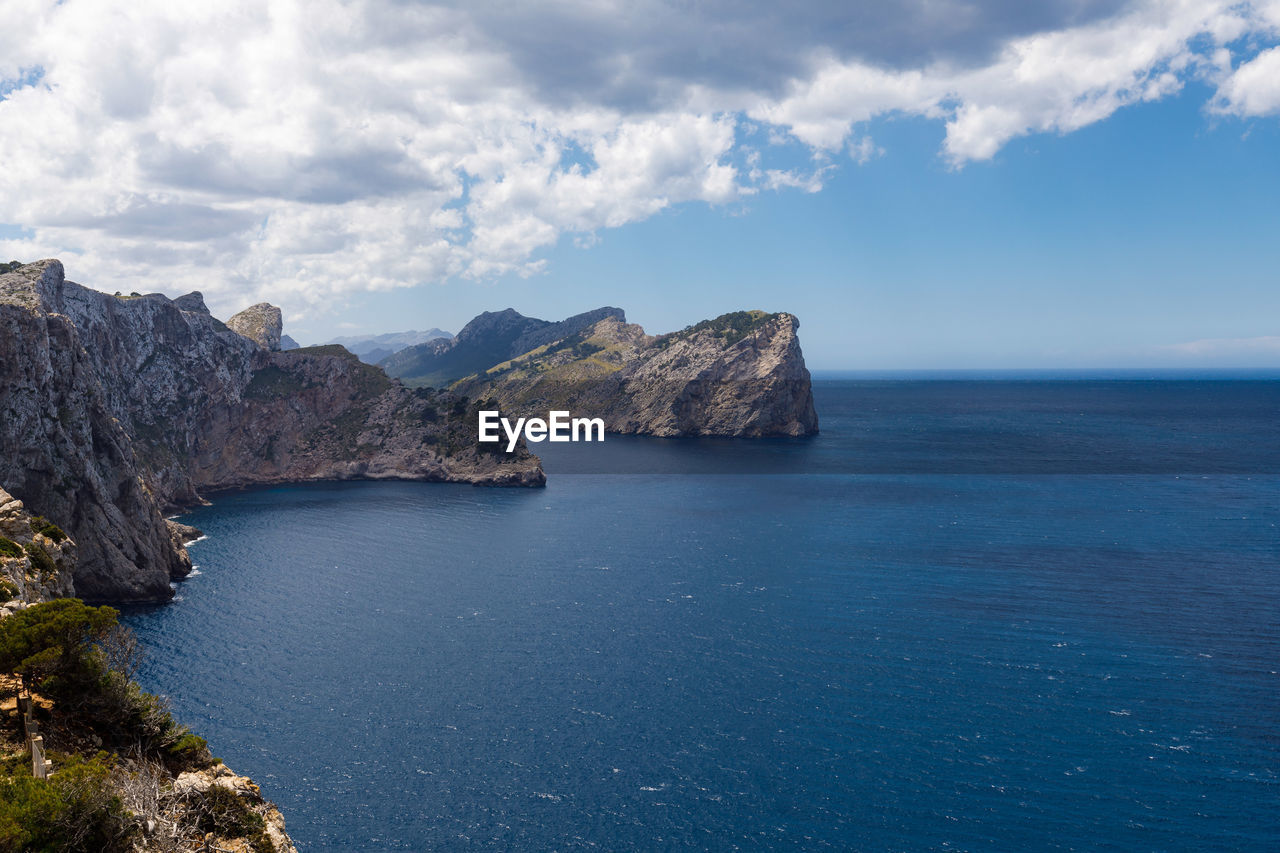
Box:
[0,260,543,603]
[389,308,819,437]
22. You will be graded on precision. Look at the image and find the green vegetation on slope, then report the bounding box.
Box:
[387,338,520,389]
[0,751,130,852]
[0,600,221,853]
[28,518,66,544]
[282,346,392,396]
[22,545,55,580]
[658,310,777,348]
[287,344,360,361]
[244,365,312,400]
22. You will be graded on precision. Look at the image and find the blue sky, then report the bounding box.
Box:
[326,83,1280,368]
[2,1,1278,368]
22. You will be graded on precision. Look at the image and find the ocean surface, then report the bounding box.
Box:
[122,378,1280,851]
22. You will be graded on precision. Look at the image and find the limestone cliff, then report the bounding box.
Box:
[0,262,190,601]
[450,310,819,437]
[227,302,284,351]
[0,260,543,602]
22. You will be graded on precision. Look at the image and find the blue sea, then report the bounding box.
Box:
[123,377,1280,851]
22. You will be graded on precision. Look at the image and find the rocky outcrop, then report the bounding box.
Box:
[227,302,284,351]
[188,345,542,490]
[451,310,819,437]
[0,486,75,608]
[171,764,298,853]
[0,260,543,601]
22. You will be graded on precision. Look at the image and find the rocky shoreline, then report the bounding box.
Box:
[0,259,543,603]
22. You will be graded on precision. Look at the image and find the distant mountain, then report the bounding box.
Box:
[380,308,623,388]
[280,333,300,350]
[386,305,818,437]
[326,329,452,364]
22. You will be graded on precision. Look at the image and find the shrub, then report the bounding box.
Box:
[0,539,21,560]
[188,785,274,853]
[656,310,776,349]
[28,518,67,543]
[23,543,56,579]
[0,752,133,852]
[0,771,64,851]
[0,600,216,766]
[0,599,117,693]
[0,578,17,600]
[166,732,211,765]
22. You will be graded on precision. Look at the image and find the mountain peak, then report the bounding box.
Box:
[227,302,284,351]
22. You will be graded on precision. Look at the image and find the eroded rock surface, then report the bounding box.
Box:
[0,486,75,608]
[0,260,542,601]
[226,302,283,351]
[452,310,819,437]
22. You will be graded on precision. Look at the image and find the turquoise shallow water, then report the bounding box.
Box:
[122,381,1280,851]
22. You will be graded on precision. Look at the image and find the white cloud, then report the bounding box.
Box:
[0,0,1277,320]
[754,0,1261,166]
[1164,335,1280,356]
[1214,46,1280,116]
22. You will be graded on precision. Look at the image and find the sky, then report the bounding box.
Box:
[1,0,1278,368]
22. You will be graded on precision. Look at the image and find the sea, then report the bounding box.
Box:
[122,374,1280,851]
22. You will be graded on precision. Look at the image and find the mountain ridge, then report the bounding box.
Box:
[381,307,624,388]
[326,328,453,364]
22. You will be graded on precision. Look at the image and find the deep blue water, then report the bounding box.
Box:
[123,380,1280,851]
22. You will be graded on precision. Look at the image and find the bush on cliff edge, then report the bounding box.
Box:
[0,600,213,768]
[0,752,132,853]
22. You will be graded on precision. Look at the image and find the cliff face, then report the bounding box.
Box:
[452,310,819,437]
[0,260,543,601]
[0,263,189,601]
[188,345,542,490]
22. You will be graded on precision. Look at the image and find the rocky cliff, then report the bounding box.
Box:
[449,309,819,437]
[0,260,543,602]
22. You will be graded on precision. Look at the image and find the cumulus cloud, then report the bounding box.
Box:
[1214,5,1280,121]
[0,0,1277,319]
